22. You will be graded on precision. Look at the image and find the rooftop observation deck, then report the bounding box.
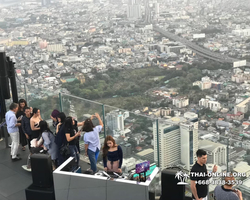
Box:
[1,92,250,200]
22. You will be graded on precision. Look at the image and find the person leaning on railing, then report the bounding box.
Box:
[83,113,103,174]
[214,174,243,200]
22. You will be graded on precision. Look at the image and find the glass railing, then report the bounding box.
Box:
[11,90,249,199]
[26,87,60,123]
[60,93,105,167]
[104,105,159,171]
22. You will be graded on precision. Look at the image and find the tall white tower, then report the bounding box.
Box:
[154,3,159,18]
[127,0,142,19]
[106,110,129,136]
[153,122,180,168]
[180,121,198,171]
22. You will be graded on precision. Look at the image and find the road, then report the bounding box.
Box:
[153,25,250,66]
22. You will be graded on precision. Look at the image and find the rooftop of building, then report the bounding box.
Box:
[199,139,226,152]
[237,97,250,108]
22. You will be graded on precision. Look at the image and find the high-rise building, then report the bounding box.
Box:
[127,0,142,19]
[153,112,198,169]
[154,3,159,18]
[153,122,180,168]
[180,121,198,171]
[41,0,51,6]
[120,142,132,158]
[144,0,151,23]
[106,110,129,136]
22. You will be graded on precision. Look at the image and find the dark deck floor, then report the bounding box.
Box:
[0,137,90,200]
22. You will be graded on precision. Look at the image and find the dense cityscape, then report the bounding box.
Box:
[1,0,250,199]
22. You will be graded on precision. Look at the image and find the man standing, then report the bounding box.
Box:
[190,149,217,200]
[5,103,21,161]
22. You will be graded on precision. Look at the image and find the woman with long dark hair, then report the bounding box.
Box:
[39,120,58,170]
[54,112,67,166]
[65,117,81,166]
[83,113,103,174]
[16,99,28,151]
[103,135,123,173]
[56,112,66,134]
[30,108,42,139]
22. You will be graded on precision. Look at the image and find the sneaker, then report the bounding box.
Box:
[86,168,94,173]
[10,154,20,157]
[22,165,31,172]
[0,138,3,142]
[9,144,12,148]
[12,156,21,161]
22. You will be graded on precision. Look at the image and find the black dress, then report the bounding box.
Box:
[31,122,41,139]
[16,110,27,147]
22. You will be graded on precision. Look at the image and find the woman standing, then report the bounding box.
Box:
[55,112,66,135]
[55,112,67,166]
[16,99,28,151]
[102,135,123,173]
[39,120,58,170]
[50,109,60,130]
[65,117,81,166]
[83,113,103,174]
[30,108,42,139]
[72,118,85,153]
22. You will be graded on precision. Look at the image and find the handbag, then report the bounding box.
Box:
[60,144,70,157]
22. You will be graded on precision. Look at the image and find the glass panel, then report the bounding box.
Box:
[25,85,60,127]
[4,82,26,110]
[60,93,104,166]
[227,138,249,198]
[104,105,158,173]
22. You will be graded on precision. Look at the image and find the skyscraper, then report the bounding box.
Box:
[153,122,180,168]
[106,110,129,136]
[153,113,198,169]
[127,0,142,19]
[41,0,51,6]
[154,3,159,18]
[180,121,198,171]
[144,0,151,23]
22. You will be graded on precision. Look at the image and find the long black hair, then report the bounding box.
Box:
[33,108,39,114]
[18,99,27,112]
[39,120,53,135]
[64,116,73,130]
[57,112,66,123]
